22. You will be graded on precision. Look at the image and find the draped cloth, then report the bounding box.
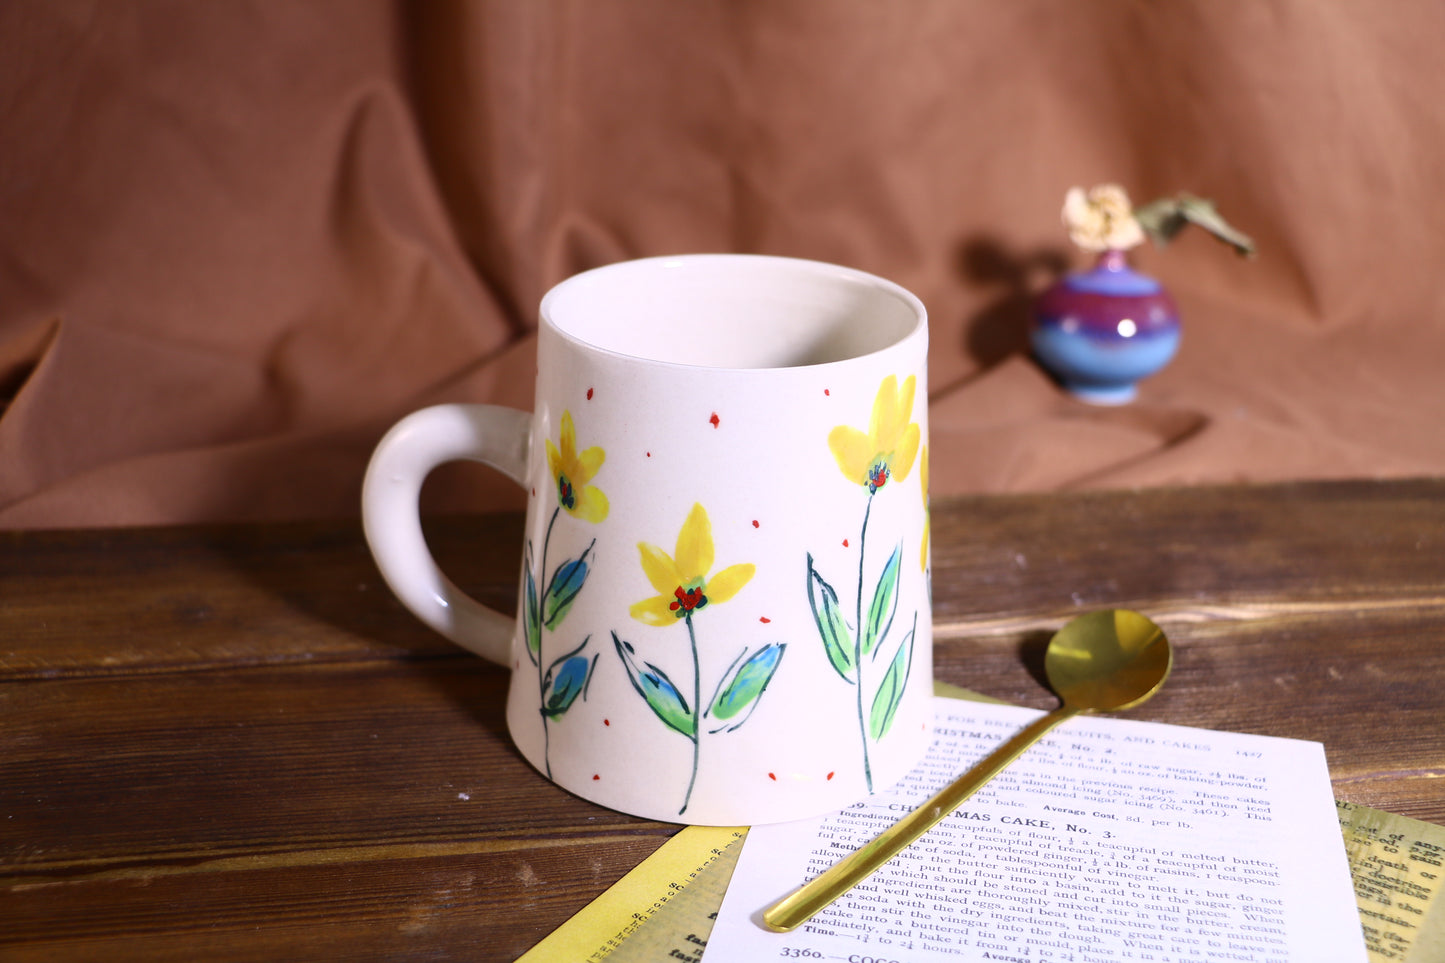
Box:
[3,1,1442,528]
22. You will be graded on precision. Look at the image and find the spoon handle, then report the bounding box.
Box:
[762,704,1083,932]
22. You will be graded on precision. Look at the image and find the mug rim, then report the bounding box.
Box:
[538,253,927,373]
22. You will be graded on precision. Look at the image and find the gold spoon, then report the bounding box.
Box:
[763,608,1172,932]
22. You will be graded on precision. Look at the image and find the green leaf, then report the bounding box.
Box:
[613,632,695,738]
[707,643,786,731]
[543,648,597,718]
[1132,198,1189,246]
[524,548,541,664]
[862,545,901,659]
[543,540,595,630]
[1135,193,1256,258]
[869,615,916,740]
[807,555,854,682]
[1177,194,1256,257]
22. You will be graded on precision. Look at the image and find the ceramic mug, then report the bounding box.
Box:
[363,254,933,825]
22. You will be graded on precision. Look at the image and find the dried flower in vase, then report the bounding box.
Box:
[1063,183,1256,257]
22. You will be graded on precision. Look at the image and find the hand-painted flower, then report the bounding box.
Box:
[630,503,755,626]
[828,374,921,495]
[544,410,609,523]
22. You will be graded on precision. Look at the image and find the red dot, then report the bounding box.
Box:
[759,616,771,624]
[827,771,835,781]
[592,774,600,780]
[752,519,760,528]
[824,388,831,396]
[843,538,850,547]
[646,452,651,458]
[586,388,594,400]
[768,773,777,781]
[603,719,610,726]
[709,412,720,428]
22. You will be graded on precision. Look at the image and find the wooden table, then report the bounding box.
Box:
[3,478,1443,961]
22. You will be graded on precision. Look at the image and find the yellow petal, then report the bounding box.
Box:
[828,425,874,486]
[630,594,679,626]
[894,375,917,443]
[861,375,895,448]
[920,443,929,500]
[573,445,605,487]
[873,374,915,449]
[673,503,714,582]
[889,422,921,483]
[639,542,682,595]
[568,484,609,524]
[920,520,931,571]
[559,410,577,463]
[545,438,563,481]
[705,563,755,605]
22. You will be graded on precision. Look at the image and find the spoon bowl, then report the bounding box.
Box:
[1046,608,1172,712]
[763,608,1172,932]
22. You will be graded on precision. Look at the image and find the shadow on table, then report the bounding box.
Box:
[199,512,526,747]
[1015,629,1057,697]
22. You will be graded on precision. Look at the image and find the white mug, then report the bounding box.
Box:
[363,254,933,825]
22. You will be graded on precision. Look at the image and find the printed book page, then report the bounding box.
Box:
[709,696,1367,962]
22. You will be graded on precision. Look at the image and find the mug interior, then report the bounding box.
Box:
[540,255,924,369]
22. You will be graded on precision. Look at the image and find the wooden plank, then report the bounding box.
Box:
[0,658,672,959]
[6,478,1442,676]
[1,843,662,963]
[0,660,666,874]
[0,516,524,677]
[928,478,1445,635]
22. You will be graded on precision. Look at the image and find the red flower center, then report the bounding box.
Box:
[867,462,890,493]
[669,585,708,616]
[557,474,576,510]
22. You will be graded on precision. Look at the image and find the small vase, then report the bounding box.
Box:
[1030,249,1180,405]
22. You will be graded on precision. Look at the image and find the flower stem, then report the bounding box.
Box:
[538,506,560,779]
[680,613,702,816]
[855,493,875,792]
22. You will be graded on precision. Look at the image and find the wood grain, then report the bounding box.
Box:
[2,478,1442,960]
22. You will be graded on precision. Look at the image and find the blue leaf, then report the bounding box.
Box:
[544,540,595,629]
[707,643,786,732]
[543,651,597,718]
[613,632,695,738]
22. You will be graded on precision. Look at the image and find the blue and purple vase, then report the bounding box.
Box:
[1031,249,1180,405]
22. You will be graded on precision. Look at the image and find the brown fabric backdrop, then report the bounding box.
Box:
[3,1,1443,529]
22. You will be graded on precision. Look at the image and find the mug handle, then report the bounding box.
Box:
[362,404,531,665]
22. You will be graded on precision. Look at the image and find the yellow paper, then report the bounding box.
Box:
[1338,800,1445,962]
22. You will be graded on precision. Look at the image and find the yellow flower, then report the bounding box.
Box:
[545,410,608,523]
[919,444,930,571]
[630,503,755,626]
[828,374,921,495]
